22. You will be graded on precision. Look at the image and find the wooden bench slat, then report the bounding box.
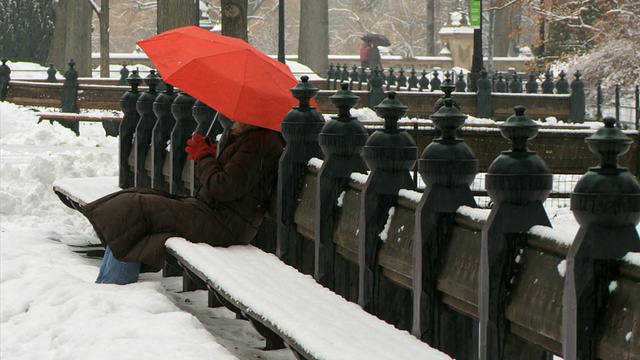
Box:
[52,177,120,207]
[165,238,451,360]
[36,112,122,122]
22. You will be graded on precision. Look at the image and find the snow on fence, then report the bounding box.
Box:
[5,59,640,359]
[112,73,640,359]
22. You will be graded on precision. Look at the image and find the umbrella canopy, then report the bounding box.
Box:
[137,26,299,132]
[361,33,391,47]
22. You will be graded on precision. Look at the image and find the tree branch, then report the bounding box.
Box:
[85,0,101,15]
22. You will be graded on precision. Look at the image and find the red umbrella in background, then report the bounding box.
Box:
[137,26,301,132]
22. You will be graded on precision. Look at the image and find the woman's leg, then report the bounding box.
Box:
[95,246,141,285]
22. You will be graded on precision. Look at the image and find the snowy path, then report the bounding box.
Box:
[1,102,297,359]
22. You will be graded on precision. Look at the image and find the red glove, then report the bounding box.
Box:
[185,133,217,162]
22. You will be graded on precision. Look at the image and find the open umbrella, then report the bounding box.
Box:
[137,26,300,132]
[361,33,391,47]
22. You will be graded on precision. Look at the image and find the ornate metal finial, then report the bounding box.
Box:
[430,98,467,142]
[455,70,466,92]
[46,64,57,82]
[329,83,359,120]
[290,75,319,109]
[574,70,582,80]
[144,69,161,92]
[431,69,441,91]
[434,71,460,112]
[498,106,540,152]
[374,91,408,131]
[584,116,634,170]
[126,69,143,92]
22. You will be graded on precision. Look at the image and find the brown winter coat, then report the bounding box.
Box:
[82,127,284,271]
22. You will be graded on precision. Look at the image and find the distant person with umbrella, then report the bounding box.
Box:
[360,33,389,69]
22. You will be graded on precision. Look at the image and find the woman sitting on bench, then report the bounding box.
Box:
[82,121,284,284]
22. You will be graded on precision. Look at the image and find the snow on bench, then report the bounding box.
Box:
[165,237,451,360]
[53,176,120,208]
[36,112,122,123]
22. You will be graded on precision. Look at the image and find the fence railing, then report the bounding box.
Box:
[588,84,640,130]
[108,71,638,359]
[6,56,639,359]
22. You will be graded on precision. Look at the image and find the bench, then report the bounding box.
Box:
[164,238,450,359]
[52,177,450,359]
[36,112,121,137]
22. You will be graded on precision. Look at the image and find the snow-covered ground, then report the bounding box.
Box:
[1,62,638,359]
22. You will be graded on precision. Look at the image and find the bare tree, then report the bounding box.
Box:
[157,0,198,34]
[48,0,93,77]
[86,0,110,77]
[221,0,248,41]
[298,0,329,75]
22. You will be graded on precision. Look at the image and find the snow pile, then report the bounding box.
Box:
[0,101,292,359]
[0,102,118,247]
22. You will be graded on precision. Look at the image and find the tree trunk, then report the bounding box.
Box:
[48,0,92,77]
[426,0,436,55]
[221,0,248,41]
[494,4,521,57]
[157,0,198,34]
[298,0,328,75]
[99,0,110,78]
[49,1,66,72]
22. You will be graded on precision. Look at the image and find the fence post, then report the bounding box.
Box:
[133,70,161,189]
[369,68,385,108]
[616,84,621,128]
[418,69,430,92]
[386,67,396,91]
[563,116,640,360]
[597,84,603,119]
[555,70,569,94]
[119,64,129,86]
[397,67,407,90]
[570,70,585,123]
[0,57,9,101]
[315,83,368,292]
[430,70,441,91]
[46,64,57,83]
[150,82,178,192]
[408,67,418,90]
[358,91,417,314]
[358,66,367,90]
[168,92,197,195]
[119,70,143,189]
[412,96,478,359]
[349,65,358,90]
[526,72,538,94]
[276,76,325,270]
[455,70,466,92]
[541,70,555,94]
[326,63,334,90]
[509,73,522,93]
[61,59,80,135]
[494,72,507,93]
[479,106,553,360]
[340,64,349,83]
[636,85,639,129]
[333,64,341,90]
[477,69,492,119]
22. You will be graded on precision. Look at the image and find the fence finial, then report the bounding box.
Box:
[563,116,640,359]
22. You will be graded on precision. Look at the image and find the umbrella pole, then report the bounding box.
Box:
[206,112,220,138]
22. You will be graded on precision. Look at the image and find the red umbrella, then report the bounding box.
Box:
[137,26,300,132]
